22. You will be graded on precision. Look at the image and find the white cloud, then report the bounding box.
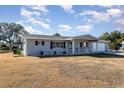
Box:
[76,24,93,32]
[100,5,114,8]
[28,18,50,30]
[79,10,109,22]
[59,5,75,14]
[59,24,72,32]
[30,5,49,14]
[33,11,41,16]
[115,18,124,26]
[16,20,25,26]
[16,21,43,34]
[106,8,123,17]
[21,6,48,17]
[79,8,123,23]
[20,6,51,30]
[21,8,33,18]
[25,26,43,34]
[87,19,93,23]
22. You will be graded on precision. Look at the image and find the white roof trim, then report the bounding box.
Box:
[24,37,73,41]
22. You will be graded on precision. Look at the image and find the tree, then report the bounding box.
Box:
[99,32,111,41]
[100,31,123,50]
[0,23,28,50]
[53,33,61,36]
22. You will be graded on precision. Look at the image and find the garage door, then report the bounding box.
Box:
[92,42,106,52]
[98,43,105,52]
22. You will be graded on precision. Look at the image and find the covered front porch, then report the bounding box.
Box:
[65,39,98,55]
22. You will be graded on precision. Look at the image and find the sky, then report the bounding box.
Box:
[0,5,124,37]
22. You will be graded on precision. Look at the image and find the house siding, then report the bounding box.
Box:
[25,39,67,56]
[122,41,124,49]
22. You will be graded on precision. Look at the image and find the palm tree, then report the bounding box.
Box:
[100,31,123,50]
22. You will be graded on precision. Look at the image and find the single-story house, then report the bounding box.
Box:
[21,34,109,56]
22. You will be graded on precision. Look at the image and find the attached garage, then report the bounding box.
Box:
[97,42,106,52]
[92,41,109,52]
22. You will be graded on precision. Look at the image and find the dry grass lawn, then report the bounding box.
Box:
[0,53,124,88]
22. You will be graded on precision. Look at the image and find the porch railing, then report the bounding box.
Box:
[68,48,92,54]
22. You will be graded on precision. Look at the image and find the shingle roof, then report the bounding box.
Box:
[22,34,97,41]
[73,34,97,40]
[22,34,72,40]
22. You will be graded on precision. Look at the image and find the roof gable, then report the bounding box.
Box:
[73,34,97,40]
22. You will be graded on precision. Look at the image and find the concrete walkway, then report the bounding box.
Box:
[105,52,124,56]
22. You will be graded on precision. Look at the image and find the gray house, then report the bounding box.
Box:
[21,34,109,56]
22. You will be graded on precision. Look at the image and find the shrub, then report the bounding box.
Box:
[15,49,22,55]
[12,47,22,55]
[13,49,22,55]
[0,44,9,50]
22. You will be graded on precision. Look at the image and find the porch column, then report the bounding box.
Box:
[65,42,68,54]
[24,38,28,56]
[96,41,98,53]
[72,40,75,55]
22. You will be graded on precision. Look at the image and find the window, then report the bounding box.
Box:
[50,42,65,49]
[80,42,83,48]
[86,42,88,47]
[42,41,45,46]
[35,41,38,46]
[50,41,53,49]
[80,42,88,48]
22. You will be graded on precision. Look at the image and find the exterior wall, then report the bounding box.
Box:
[122,44,124,48]
[23,39,67,56]
[122,41,124,49]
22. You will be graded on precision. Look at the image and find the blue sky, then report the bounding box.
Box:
[0,5,124,37]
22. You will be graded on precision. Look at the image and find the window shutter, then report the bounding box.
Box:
[86,42,88,47]
[42,41,45,46]
[80,42,82,48]
[35,41,38,46]
[50,41,52,49]
[64,42,65,49]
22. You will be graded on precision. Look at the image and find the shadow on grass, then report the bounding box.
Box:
[88,53,124,58]
[38,53,124,59]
